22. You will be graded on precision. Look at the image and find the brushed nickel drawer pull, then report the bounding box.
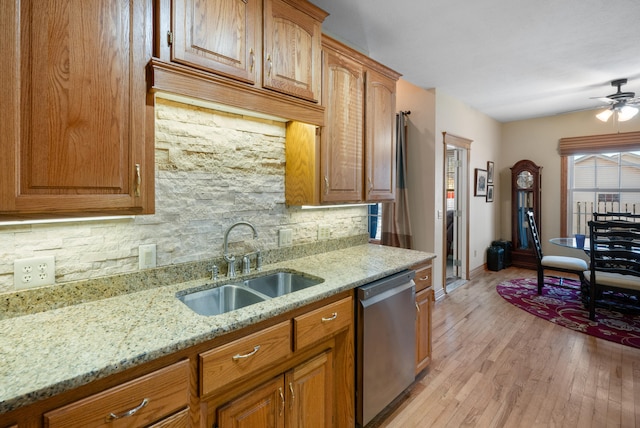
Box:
[279,387,285,415]
[321,312,338,322]
[232,345,260,360]
[289,382,295,408]
[249,48,255,72]
[420,275,429,281]
[134,164,141,197]
[106,398,149,421]
[415,301,420,313]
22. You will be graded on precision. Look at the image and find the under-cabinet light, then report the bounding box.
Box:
[0,216,135,227]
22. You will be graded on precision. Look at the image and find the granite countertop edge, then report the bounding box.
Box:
[0,244,435,414]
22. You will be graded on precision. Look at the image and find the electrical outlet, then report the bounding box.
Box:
[279,229,293,247]
[14,256,55,289]
[318,225,331,241]
[139,244,157,270]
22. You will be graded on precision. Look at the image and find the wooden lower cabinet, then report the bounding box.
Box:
[218,350,333,428]
[415,287,434,374]
[412,260,434,374]
[0,293,354,428]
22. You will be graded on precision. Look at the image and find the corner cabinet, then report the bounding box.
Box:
[0,0,155,219]
[285,36,400,205]
[510,159,542,269]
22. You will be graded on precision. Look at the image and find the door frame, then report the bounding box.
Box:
[442,132,472,293]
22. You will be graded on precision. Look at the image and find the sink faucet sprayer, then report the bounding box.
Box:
[223,221,260,278]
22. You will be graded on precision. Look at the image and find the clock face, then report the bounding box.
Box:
[517,170,534,189]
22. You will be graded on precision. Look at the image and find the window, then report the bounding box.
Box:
[568,152,640,234]
[368,203,382,242]
[560,131,640,236]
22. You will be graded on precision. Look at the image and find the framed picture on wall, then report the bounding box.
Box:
[475,168,488,196]
[486,185,494,202]
[487,161,495,183]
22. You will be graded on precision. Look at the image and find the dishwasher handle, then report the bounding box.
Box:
[359,279,415,309]
[357,270,415,301]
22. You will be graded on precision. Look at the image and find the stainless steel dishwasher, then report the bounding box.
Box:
[356,269,416,427]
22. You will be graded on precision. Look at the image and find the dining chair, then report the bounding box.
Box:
[586,217,640,320]
[525,211,588,295]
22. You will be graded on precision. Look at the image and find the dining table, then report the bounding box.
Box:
[549,237,590,250]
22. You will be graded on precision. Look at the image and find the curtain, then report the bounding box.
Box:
[382,112,413,249]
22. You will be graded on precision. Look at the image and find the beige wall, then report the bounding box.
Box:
[501,110,640,259]
[397,80,502,296]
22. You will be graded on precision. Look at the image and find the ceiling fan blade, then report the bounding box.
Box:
[589,97,615,104]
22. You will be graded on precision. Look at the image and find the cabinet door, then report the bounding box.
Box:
[286,351,333,428]
[0,0,153,217]
[263,0,324,102]
[172,0,260,84]
[365,69,397,202]
[321,48,364,203]
[415,287,434,375]
[218,376,285,428]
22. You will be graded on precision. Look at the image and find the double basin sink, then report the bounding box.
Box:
[177,270,324,316]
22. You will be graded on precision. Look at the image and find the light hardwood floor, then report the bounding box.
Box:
[374,267,640,428]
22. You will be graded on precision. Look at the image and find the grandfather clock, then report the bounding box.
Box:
[510,159,542,269]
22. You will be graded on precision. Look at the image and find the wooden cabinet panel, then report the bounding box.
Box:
[0,0,154,217]
[148,408,190,428]
[293,296,353,351]
[44,360,189,428]
[200,321,292,397]
[320,48,364,203]
[263,0,326,102]
[172,0,260,83]
[365,69,397,202]
[415,287,434,374]
[285,350,333,428]
[218,376,285,428]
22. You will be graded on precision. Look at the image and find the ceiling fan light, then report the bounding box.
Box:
[596,109,614,122]
[617,105,639,122]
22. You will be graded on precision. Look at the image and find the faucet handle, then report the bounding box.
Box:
[242,255,251,274]
[208,264,219,281]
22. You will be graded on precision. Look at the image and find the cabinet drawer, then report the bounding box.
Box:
[200,321,291,397]
[413,262,432,293]
[293,297,352,351]
[44,360,189,428]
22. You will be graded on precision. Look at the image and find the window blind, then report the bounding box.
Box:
[559,131,640,156]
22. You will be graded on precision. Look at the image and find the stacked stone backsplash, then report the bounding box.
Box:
[0,98,368,294]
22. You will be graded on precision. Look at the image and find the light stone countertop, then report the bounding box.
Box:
[0,244,435,414]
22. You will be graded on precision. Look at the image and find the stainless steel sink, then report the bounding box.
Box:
[177,271,324,316]
[242,271,324,298]
[177,284,268,316]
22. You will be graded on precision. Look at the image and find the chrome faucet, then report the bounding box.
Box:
[223,221,259,278]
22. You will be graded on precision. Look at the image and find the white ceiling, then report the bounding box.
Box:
[309,0,640,123]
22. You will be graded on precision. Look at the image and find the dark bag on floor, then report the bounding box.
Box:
[487,246,504,271]
[491,240,512,267]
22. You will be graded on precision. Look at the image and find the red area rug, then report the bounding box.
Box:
[496,277,640,349]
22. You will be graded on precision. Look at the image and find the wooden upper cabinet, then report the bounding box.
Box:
[172,0,261,84]
[263,0,327,102]
[0,0,154,218]
[321,48,364,203]
[365,69,397,202]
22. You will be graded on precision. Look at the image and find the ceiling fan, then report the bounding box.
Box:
[593,79,640,122]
